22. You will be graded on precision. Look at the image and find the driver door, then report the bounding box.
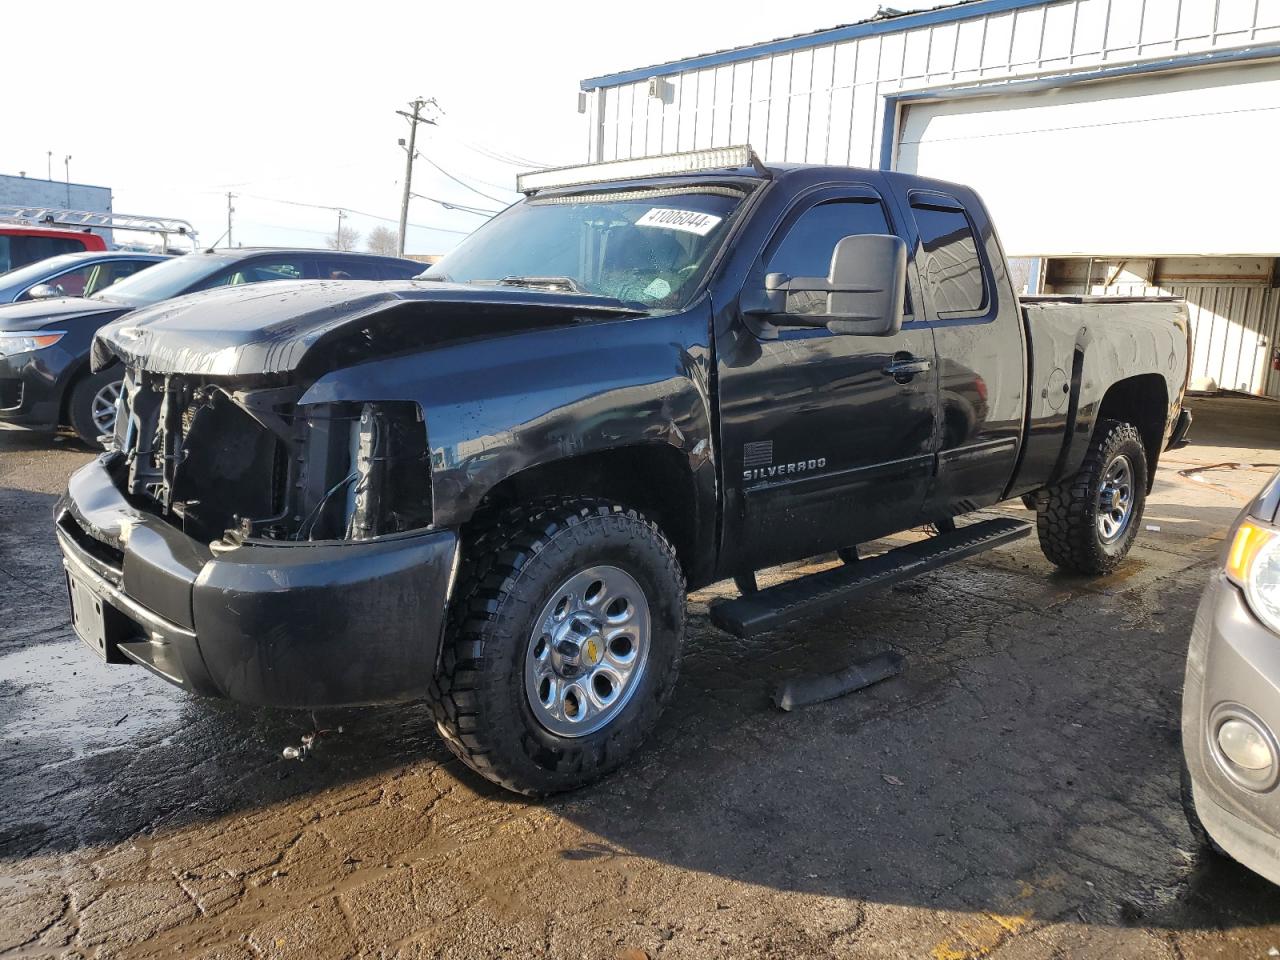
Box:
[716,188,938,572]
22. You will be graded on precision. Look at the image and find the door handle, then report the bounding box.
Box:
[881,356,932,380]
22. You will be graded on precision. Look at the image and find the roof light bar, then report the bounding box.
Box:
[516,145,764,194]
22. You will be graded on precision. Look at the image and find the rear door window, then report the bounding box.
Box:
[908,197,987,317]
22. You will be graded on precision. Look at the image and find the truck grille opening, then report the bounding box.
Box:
[113,369,430,545]
[171,397,288,541]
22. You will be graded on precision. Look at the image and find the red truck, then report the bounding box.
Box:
[0,225,107,274]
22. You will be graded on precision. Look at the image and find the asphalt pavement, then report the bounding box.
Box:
[3,395,1280,959]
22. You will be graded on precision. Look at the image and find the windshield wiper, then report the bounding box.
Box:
[495,276,586,293]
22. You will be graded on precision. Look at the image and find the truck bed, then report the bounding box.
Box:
[1011,295,1192,496]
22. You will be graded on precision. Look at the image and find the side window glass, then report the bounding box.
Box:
[766,200,891,316]
[83,261,146,297]
[380,261,422,280]
[21,264,95,299]
[322,258,380,280]
[241,259,307,284]
[205,259,309,288]
[909,199,986,316]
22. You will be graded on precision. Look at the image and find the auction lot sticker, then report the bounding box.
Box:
[636,208,723,236]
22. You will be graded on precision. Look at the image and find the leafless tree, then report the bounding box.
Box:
[366,225,399,257]
[326,224,361,252]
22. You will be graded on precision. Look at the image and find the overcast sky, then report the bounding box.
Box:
[2,0,947,255]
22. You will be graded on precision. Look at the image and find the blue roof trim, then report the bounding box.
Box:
[580,0,1052,90]
[877,41,1280,169]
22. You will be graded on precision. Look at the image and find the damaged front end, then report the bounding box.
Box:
[55,279,645,707]
[109,367,432,548]
[55,359,457,709]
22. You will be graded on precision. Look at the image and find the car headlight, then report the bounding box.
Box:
[0,330,66,359]
[1226,519,1280,635]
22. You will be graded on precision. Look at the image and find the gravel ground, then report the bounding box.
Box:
[2,395,1280,960]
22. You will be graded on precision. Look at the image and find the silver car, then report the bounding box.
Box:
[1183,469,1280,883]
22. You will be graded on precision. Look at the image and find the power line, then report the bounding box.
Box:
[419,153,513,205]
[409,193,499,217]
[425,101,553,168]
[445,130,553,168]
[239,192,473,236]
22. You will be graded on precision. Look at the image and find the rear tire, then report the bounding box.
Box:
[1035,419,1147,575]
[68,366,123,447]
[429,497,685,796]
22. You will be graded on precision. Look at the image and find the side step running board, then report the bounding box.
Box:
[708,517,1032,639]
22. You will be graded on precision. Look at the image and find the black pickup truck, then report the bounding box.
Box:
[55,147,1192,795]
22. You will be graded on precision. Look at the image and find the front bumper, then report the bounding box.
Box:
[55,456,459,708]
[1182,572,1280,885]
[0,343,80,431]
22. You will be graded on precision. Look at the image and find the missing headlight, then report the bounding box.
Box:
[292,400,431,542]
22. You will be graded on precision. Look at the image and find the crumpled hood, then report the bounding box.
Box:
[0,296,124,332]
[92,279,642,376]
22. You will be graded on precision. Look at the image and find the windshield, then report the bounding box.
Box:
[423,186,746,311]
[91,254,230,308]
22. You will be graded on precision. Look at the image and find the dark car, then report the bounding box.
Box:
[0,250,169,303]
[0,247,424,444]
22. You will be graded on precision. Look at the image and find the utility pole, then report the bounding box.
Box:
[226,193,236,248]
[64,155,72,205]
[395,98,436,256]
[46,151,52,181]
[336,209,346,249]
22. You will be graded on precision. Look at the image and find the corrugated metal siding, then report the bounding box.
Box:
[588,0,1280,165]
[1092,282,1280,398]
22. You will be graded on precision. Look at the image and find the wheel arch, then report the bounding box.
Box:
[1094,373,1168,491]
[58,357,94,427]
[468,443,712,587]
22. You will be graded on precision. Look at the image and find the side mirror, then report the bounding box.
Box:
[742,234,907,338]
[824,233,907,336]
[26,283,60,300]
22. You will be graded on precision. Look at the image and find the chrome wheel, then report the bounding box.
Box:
[1096,453,1134,543]
[91,380,122,437]
[525,564,650,738]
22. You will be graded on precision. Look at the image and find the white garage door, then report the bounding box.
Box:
[896,59,1280,257]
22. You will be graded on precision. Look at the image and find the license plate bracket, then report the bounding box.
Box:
[68,573,109,660]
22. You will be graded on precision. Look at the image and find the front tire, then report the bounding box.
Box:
[429,497,685,796]
[1035,419,1148,574]
[68,366,123,447]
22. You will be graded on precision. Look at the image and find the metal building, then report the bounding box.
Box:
[0,173,111,219]
[580,0,1280,397]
